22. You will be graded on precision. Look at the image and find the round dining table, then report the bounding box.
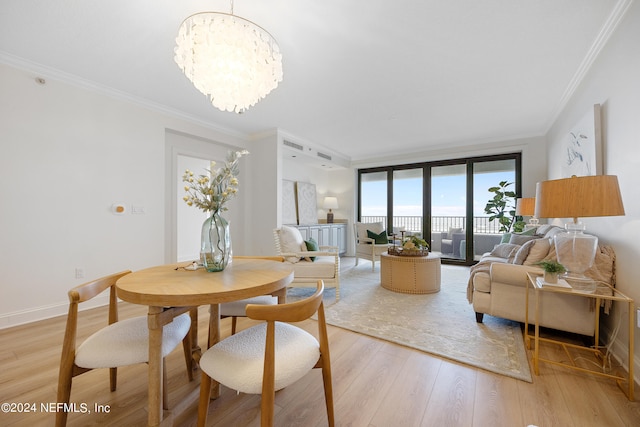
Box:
[116,257,293,427]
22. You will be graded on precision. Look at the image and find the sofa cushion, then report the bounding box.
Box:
[473,270,492,293]
[490,243,520,259]
[291,257,336,278]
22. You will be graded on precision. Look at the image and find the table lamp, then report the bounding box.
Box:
[323,196,338,223]
[535,175,624,278]
[515,197,538,227]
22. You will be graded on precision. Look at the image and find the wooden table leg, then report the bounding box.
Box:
[274,287,287,304]
[148,306,164,426]
[208,304,221,399]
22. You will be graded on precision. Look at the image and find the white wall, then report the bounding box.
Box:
[0,63,249,327]
[545,1,640,379]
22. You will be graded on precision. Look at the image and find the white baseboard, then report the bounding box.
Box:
[0,294,110,330]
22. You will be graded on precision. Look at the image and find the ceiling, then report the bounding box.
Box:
[0,0,627,163]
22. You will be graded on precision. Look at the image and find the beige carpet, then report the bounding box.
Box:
[289,257,532,382]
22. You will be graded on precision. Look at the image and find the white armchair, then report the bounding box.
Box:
[273,226,341,300]
[354,222,389,271]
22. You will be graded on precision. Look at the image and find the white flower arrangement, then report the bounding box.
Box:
[182,150,249,213]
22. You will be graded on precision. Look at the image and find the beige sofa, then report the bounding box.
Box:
[468,224,616,337]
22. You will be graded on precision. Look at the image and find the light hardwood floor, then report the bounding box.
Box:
[2,274,640,426]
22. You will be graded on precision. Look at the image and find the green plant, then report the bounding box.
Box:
[535,260,566,274]
[512,220,526,233]
[402,234,429,250]
[484,181,518,233]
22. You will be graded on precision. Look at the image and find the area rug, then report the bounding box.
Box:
[289,258,532,382]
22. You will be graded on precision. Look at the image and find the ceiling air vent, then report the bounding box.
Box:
[283,139,304,151]
[317,151,332,161]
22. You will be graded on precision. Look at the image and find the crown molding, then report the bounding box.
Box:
[0,51,248,140]
[545,0,634,131]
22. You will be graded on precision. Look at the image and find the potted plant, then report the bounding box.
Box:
[536,260,566,284]
[484,181,519,233]
[403,235,429,251]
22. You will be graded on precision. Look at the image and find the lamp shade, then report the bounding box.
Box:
[534,175,625,221]
[515,198,535,216]
[323,197,339,210]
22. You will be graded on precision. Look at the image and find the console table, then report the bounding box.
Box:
[380,252,441,294]
[525,272,634,401]
[287,222,347,255]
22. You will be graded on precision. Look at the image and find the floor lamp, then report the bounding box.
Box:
[535,175,624,279]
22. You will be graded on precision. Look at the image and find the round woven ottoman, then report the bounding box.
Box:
[380,252,441,294]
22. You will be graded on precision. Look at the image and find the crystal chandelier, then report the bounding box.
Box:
[174,4,283,113]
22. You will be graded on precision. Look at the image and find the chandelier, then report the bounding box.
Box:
[174,5,283,113]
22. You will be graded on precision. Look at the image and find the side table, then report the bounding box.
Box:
[380,252,441,294]
[525,272,634,401]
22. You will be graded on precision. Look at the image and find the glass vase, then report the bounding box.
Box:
[201,210,231,272]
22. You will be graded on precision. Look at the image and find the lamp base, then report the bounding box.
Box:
[554,222,598,278]
[326,211,334,224]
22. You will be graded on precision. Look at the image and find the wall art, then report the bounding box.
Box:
[561,104,603,177]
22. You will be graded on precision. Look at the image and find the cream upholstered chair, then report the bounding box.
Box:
[56,271,192,427]
[354,222,389,271]
[219,256,284,334]
[273,226,341,300]
[197,280,334,427]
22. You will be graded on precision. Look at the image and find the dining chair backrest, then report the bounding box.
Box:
[197,280,334,427]
[56,270,192,426]
[219,256,284,334]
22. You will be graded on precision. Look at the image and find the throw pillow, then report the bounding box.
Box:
[509,233,538,246]
[535,224,555,236]
[448,227,463,239]
[279,225,305,263]
[303,238,319,262]
[523,238,551,266]
[490,243,521,259]
[519,227,537,236]
[512,238,544,265]
[367,229,389,244]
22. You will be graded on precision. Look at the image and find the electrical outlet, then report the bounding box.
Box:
[75,268,84,279]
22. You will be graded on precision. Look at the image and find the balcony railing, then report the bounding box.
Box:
[360,215,503,234]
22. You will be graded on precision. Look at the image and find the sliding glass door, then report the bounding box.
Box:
[358,153,521,265]
[431,164,466,261]
[392,168,423,238]
[472,159,517,260]
[359,171,388,226]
